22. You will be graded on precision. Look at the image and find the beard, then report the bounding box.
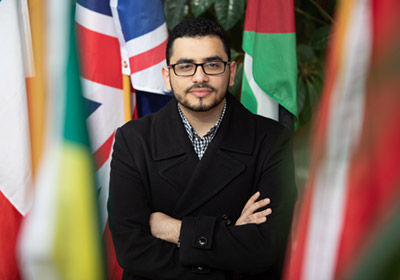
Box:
[171,83,228,112]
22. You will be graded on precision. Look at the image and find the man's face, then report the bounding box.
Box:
[162,36,236,112]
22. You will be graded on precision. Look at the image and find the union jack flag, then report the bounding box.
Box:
[75,1,171,278]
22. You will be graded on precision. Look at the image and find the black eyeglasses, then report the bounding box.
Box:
[168,61,230,77]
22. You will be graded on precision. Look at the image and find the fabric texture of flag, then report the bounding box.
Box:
[75,1,170,278]
[75,0,171,227]
[19,1,105,279]
[284,0,400,279]
[75,1,125,278]
[0,0,33,279]
[241,0,298,129]
[75,0,125,229]
[110,0,168,94]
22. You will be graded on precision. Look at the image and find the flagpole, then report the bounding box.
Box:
[123,74,132,123]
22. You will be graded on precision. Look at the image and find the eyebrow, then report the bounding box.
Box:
[173,56,225,64]
[174,58,195,64]
[203,56,224,62]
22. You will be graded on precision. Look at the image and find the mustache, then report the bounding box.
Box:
[185,84,216,93]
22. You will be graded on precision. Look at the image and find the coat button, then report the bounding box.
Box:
[197,237,207,246]
[222,214,232,226]
[192,266,210,274]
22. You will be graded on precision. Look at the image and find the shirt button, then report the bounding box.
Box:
[197,237,207,246]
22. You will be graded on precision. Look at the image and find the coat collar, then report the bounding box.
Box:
[214,93,255,155]
[150,97,191,161]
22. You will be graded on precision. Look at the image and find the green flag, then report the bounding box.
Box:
[241,0,298,129]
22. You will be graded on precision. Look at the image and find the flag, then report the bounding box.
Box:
[75,2,126,278]
[109,0,172,114]
[75,0,171,227]
[284,0,400,279]
[75,0,125,227]
[241,0,298,129]
[109,0,168,94]
[75,1,170,278]
[19,1,106,279]
[0,0,33,278]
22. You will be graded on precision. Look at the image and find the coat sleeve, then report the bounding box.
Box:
[178,126,297,274]
[108,128,211,280]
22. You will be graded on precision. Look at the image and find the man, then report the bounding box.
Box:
[108,18,296,280]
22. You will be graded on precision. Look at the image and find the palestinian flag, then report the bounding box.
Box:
[19,2,106,279]
[241,0,298,129]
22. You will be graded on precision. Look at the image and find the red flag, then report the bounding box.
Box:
[0,0,33,278]
[284,0,400,279]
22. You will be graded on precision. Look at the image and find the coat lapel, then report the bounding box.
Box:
[151,98,199,194]
[158,153,198,195]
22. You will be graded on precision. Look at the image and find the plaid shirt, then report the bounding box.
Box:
[178,100,227,159]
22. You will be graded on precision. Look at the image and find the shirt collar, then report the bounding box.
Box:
[177,99,226,140]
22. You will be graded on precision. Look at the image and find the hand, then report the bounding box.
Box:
[149,212,181,244]
[235,192,272,226]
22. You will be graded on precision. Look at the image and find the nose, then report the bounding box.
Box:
[191,64,209,84]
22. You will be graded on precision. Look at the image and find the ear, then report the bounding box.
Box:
[228,61,237,87]
[162,66,172,92]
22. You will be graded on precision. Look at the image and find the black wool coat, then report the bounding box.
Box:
[108,93,297,280]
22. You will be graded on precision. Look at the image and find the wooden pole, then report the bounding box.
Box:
[123,74,132,123]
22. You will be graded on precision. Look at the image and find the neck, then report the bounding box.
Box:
[179,99,225,137]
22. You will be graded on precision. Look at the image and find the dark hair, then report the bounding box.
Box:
[166,18,231,65]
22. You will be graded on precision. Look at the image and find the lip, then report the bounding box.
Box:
[189,88,212,98]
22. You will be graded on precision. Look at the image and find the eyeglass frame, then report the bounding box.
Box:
[167,61,231,77]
